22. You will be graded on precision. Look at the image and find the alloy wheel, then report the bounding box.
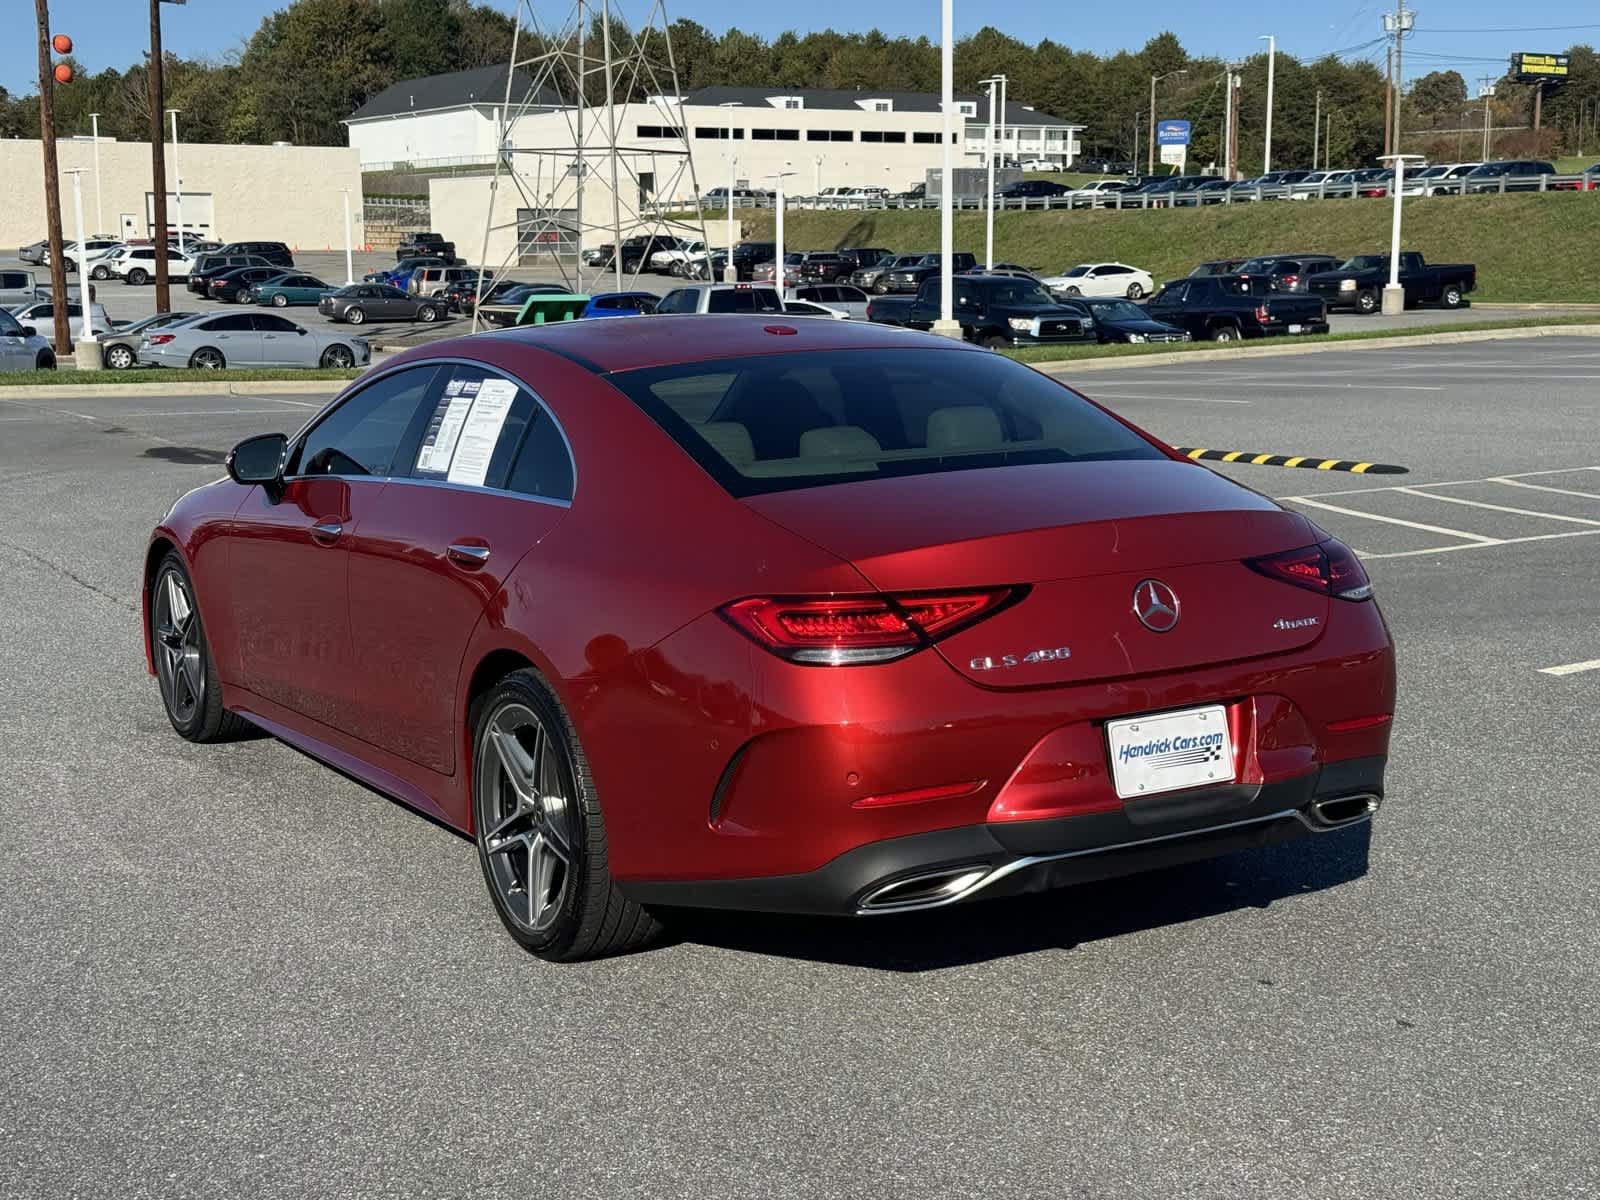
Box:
[476,702,578,935]
[153,568,204,726]
[1126,282,1144,300]
[321,346,354,369]
[272,293,288,307]
[105,344,134,369]
[347,308,366,325]
[191,349,225,369]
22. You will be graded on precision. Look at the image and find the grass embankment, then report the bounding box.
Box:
[1000,315,1600,365]
[0,367,363,387]
[739,192,1600,303]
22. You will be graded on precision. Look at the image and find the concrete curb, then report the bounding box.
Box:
[0,379,348,400]
[1030,323,1600,374]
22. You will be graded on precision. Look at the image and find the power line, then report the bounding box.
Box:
[1418,22,1600,35]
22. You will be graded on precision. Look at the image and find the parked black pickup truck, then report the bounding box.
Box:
[880,252,979,293]
[396,232,456,261]
[865,274,1098,348]
[1144,274,1329,342]
[1306,252,1477,314]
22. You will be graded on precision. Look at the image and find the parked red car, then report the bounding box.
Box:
[144,317,1396,960]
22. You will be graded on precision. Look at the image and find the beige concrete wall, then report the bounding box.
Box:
[0,139,363,251]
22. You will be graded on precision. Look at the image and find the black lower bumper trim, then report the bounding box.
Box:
[619,756,1387,916]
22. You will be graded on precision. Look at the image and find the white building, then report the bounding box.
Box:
[345,65,564,170]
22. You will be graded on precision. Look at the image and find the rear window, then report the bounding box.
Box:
[706,289,781,314]
[607,348,1164,498]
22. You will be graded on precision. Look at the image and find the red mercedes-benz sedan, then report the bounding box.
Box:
[145,316,1395,960]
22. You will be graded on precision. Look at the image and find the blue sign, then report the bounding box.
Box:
[1157,120,1192,146]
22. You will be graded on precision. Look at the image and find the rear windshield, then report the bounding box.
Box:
[706,289,781,314]
[607,348,1164,498]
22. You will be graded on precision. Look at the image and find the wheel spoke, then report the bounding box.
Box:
[483,804,530,846]
[539,800,573,862]
[178,649,204,703]
[485,828,528,856]
[528,833,562,928]
[489,724,538,803]
[165,573,191,627]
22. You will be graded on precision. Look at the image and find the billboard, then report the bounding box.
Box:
[1512,53,1569,81]
[1156,120,1192,147]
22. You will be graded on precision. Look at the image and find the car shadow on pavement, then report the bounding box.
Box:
[659,825,1372,972]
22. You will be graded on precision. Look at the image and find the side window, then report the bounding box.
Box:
[658,289,693,313]
[252,314,298,332]
[291,366,443,478]
[505,406,575,501]
[34,304,53,319]
[0,309,23,335]
[408,366,556,490]
[202,314,254,332]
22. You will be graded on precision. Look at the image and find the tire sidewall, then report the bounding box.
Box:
[1358,289,1379,314]
[347,307,365,325]
[150,553,223,740]
[106,344,134,369]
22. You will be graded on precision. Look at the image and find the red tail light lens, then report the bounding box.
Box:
[722,589,1021,665]
[1255,304,1273,322]
[1281,274,1300,287]
[147,334,175,346]
[1245,538,1373,601]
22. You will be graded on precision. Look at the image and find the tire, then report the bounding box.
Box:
[345,307,366,325]
[1064,285,1081,296]
[272,292,288,307]
[128,268,148,285]
[1210,323,1241,343]
[104,343,135,370]
[1126,282,1145,300]
[981,333,1009,350]
[471,669,661,961]
[149,551,250,743]
[1441,284,1464,309]
[1356,288,1380,315]
[417,304,438,323]
[188,347,226,370]
[36,351,56,370]
[320,345,355,369]
[91,264,111,280]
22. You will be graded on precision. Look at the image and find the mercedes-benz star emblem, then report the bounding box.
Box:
[1133,579,1181,633]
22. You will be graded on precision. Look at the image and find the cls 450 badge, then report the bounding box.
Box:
[969,646,1072,671]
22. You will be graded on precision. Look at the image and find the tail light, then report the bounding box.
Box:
[721,588,1023,665]
[1255,304,1273,322]
[1244,538,1373,601]
[1281,274,1300,288]
[147,334,176,346]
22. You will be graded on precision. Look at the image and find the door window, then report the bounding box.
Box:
[657,289,696,313]
[201,314,254,332]
[290,366,444,478]
[252,314,299,332]
[505,405,575,502]
[0,310,24,336]
[0,272,27,290]
[406,366,563,493]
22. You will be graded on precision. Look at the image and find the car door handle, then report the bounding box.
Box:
[310,520,343,544]
[447,543,491,567]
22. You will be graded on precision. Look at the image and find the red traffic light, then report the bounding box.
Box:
[54,63,74,84]
[52,33,72,53]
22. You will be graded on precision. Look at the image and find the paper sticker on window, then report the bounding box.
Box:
[446,378,519,486]
[415,392,474,474]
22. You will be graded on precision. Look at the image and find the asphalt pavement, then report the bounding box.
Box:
[1,336,1597,1198]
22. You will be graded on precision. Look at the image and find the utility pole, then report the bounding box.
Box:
[148,0,171,314]
[1313,90,1322,174]
[1532,81,1544,132]
[34,0,71,357]
[1479,79,1496,160]
[1325,111,1332,169]
[1226,71,1241,181]
[1383,0,1413,158]
[1260,35,1276,174]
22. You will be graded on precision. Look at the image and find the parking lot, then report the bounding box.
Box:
[2,335,1597,1197]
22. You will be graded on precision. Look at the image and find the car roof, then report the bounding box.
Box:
[416,313,985,375]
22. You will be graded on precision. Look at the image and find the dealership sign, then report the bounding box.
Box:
[1512,53,1569,81]
[1157,120,1192,146]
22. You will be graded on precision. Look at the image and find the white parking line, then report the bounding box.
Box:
[1190,381,1446,392]
[1490,477,1600,500]
[1360,529,1600,560]
[1287,497,1501,543]
[1295,466,1600,500]
[1392,487,1600,526]
[1539,659,1600,677]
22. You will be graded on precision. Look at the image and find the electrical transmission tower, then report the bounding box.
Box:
[472,0,708,326]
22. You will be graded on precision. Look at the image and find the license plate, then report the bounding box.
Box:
[1288,323,1304,334]
[1106,705,1233,800]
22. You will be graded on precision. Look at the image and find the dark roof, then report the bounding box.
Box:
[348,67,562,122]
[680,86,1078,128]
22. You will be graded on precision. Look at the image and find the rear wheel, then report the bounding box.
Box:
[1125,282,1145,300]
[1441,284,1464,309]
[91,264,111,280]
[127,268,148,285]
[150,552,250,743]
[1210,323,1241,343]
[1064,285,1081,296]
[320,344,355,369]
[104,343,135,370]
[188,347,225,370]
[35,351,56,370]
[345,307,366,325]
[1355,288,1380,315]
[271,292,288,307]
[472,670,661,961]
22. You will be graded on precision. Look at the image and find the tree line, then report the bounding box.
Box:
[2,0,1596,172]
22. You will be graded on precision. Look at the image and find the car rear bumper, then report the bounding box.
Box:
[1258,321,1331,336]
[622,755,1385,915]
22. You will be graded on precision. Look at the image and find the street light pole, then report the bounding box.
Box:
[983,76,1000,270]
[1259,35,1276,174]
[341,187,354,285]
[1378,153,1423,315]
[769,169,794,297]
[720,101,738,282]
[1313,90,1321,174]
[932,0,959,339]
[167,108,184,255]
[89,112,103,234]
[66,168,100,367]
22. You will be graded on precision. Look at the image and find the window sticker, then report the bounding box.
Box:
[446,377,520,486]
[416,392,475,474]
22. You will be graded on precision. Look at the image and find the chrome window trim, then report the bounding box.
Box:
[282,355,578,505]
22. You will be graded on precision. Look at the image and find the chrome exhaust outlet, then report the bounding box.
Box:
[1310,793,1381,828]
[857,866,992,913]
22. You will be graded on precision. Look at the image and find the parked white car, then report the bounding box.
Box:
[650,238,709,273]
[1042,262,1156,300]
[1067,179,1134,208]
[784,284,871,319]
[83,243,129,279]
[841,186,889,206]
[9,298,114,339]
[1022,159,1065,172]
[1403,162,1481,196]
[110,246,196,285]
[47,238,122,272]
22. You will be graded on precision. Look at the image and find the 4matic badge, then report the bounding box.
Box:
[969,646,1072,671]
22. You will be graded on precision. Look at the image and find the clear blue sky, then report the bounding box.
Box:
[11,0,1600,95]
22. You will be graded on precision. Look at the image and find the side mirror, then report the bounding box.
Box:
[226,432,288,495]
[296,327,307,335]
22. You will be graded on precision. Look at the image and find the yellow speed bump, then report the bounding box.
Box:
[1177,448,1408,475]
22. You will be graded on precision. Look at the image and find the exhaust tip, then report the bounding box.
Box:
[1311,793,1380,827]
[858,866,990,912]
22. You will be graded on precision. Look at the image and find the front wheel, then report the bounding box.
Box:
[417,304,438,323]
[472,670,661,961]
[91,264,111,280]
[188,347,226,370]
[1441,284,1464,309]
[150,552,249,742]
[345,307,366,325]
[1063,285,1081,296]
[272,292,289,307]
[1126,282,1145,300]
[1355,288,1381,315]
[36,351,56,370]
[104,343,135,370]
[320,344,355,369]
